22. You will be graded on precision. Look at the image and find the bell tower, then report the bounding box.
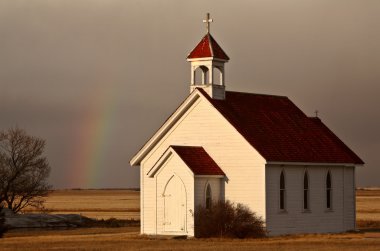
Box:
[187,13,229,100]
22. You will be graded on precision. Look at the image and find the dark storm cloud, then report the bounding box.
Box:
[0,0,379,188]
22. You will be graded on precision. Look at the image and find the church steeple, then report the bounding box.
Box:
[187,13,229,100]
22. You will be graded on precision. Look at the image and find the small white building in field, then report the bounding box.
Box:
[130,15,364,236]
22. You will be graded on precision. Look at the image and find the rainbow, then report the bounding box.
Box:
[67,82,120,188]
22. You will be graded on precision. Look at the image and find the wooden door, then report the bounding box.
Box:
[164,176,186,232]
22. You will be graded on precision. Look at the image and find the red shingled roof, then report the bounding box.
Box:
[187,33,229,60]
[198,89,364,164]
[171,146,225,175]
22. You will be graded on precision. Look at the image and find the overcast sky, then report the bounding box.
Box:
[0,0,379,188]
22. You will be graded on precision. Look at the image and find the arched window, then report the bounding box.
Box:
[326,171,332,209]
[205,184,212,210]
[280,170,285,210]
[212,66,224,86]
[194,66,209,85]
[303,171,309,210]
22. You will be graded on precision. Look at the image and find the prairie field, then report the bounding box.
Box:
[356,189,380,221]
[23,189,140,220]
[0,188,379,250]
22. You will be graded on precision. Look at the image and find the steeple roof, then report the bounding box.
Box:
[187,33,229,60]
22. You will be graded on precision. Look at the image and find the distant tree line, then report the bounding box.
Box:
[0,128,51,213]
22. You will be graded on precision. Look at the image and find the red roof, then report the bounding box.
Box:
[171,146,225,175]
[198,89,364,165]
[187,33,229,60]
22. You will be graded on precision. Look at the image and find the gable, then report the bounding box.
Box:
[130,90,203,166]
[130,89,264,166]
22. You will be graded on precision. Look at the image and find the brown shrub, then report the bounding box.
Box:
[194,200,266,238]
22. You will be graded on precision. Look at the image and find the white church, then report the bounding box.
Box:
[130,14,364,236]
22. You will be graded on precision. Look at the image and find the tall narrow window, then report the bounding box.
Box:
[206,184,212,210]
[280,170,285,210]
[326,171,332,209]
[303,171,309,210]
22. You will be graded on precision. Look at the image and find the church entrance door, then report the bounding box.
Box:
[163,176,186,232]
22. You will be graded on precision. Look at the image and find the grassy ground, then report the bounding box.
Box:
[1,228,380,251]
[1,188,379,250]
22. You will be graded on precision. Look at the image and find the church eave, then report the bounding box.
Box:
[266,161,361,167]
[186,57,229,63]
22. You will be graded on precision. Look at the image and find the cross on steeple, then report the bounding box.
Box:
[203,13,213,33]
[315,110,319,118]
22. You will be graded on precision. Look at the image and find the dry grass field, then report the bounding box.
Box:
[357,189,380,221]
[1,188,379,250]
[23,189,140,220]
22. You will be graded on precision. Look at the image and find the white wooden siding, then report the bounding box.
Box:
[265,165,356,236]
[140,161,144,234]
[343,166,356,230]
[140,97,266,235]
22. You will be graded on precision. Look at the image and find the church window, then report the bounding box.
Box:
[212,66,224,85]
[194,66,209,85]
[206,184,212,210]
[326,171,332,210]
[280,170,286,210]
[303,171,309,210]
